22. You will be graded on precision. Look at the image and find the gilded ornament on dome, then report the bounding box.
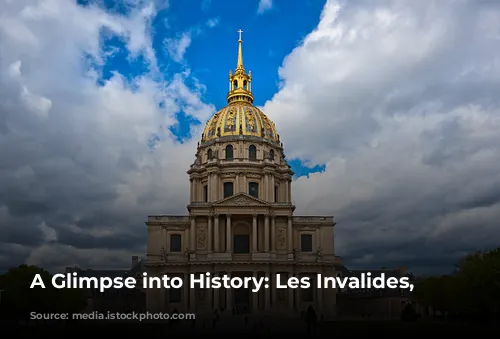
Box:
[225,109,236,130]
[225,117,235,128]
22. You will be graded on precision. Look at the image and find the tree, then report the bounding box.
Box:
[0,265,87,322]
[454,248,500,317]
[412,247,500,322]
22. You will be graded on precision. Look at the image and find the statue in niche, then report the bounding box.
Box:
[316,247,323,262]
[160,246,167,262]
[277,229,286,249]
[197,229,207,249]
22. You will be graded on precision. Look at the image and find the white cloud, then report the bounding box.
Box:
[206,17,219,28]
[257,0,273,15]
[0,0,214,271]
[262,0,500,272]
[165,32,192,62]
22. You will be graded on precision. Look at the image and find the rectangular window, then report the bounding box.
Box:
[300,234,313,252]
[203,185,208,202]
[170,234,182,252]
[274,185,278,202]
[223,182,234,198]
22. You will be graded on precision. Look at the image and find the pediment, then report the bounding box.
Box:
[213,193,270,207]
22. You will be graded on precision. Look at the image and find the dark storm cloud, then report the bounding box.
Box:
[266,0,500,273]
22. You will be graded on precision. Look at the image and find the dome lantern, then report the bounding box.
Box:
[226,29,254,105]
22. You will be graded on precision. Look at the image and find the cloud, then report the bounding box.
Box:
[164,18,219,63]
[206,17,219,28]
[262,0,500,273]
[165,31,192,62]
[257,0,273,15]
[0,0,214,272]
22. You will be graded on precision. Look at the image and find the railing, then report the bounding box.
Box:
[147,216,190,223]
[292,216,334,223]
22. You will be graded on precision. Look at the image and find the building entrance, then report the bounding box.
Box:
[232,272,252,314]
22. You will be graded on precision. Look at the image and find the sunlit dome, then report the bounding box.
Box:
[201,30,280,145]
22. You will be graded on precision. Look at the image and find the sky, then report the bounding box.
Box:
[1,0,500,275]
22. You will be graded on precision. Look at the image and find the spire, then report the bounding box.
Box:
[227,29,254,105]
[236,29,244,71]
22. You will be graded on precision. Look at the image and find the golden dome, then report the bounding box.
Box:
[202,102,279,143]
[201,30,279,144]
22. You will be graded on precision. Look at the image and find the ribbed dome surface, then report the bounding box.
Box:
[202,102,279,144]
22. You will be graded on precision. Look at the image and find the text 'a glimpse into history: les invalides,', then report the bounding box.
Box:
[29,272,414,293]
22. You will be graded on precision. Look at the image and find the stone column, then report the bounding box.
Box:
[226,272,233,312]
[226,214,232,252]
[189,274,196,312]
[264,214,270,252]
[315,227,321,251]
[214,215,219,252]
[271,271,277,307]
[264,271,270,310]
[252,271,259,311]
[208,215,213,252]
[271,217,276,252]
[190,216,196,251]
[288,180,292,202]
[214,173,219,200]
[288,272,294,312]
[317,276,323,314]
[252,214,258,252]
[207,173,212,202]
[183,272,189,311]
[287,216,293,253]
[214,272,220,310]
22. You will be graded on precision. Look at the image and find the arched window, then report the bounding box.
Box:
[243,80,247,90]
[233,80,238,90]
[248,182,259,198]
[207,148,213,160]
[234,234,250,254]
[223,182,234,198]
[249,145,257,160]
[225,145,234,160]
[269,149,275,161]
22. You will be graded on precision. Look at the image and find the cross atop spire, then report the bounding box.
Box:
[238,29,243,42]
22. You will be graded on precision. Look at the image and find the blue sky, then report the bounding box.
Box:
[82,0,326,178]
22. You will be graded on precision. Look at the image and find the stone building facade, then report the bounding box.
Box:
[145,32,342,320]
